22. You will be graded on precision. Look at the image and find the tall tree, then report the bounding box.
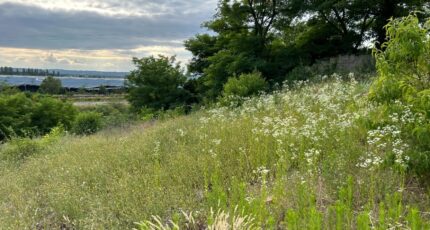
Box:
[185,0,291,100]
[39,76,62,94]
[370,0,428,48]
[126,56,190,110]
[294,0,429,50]
[185,0,430,101]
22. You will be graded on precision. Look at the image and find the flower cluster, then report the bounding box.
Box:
[358,125,409,170]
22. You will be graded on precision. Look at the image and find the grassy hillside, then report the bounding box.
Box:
[0,76,429,229]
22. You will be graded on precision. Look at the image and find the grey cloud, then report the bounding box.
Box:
[0,1,215,50]
[43,53,75,65]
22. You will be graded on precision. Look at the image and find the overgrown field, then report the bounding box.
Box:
[0,76,429,229]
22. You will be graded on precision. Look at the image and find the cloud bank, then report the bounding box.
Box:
[0,0,218,71]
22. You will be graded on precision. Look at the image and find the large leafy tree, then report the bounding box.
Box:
[185,0,429,101]
[185,0,292,100]
[369,0,429,48]
[293,0,429,51]
[126,56,190,111]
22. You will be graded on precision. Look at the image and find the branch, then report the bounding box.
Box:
[332,7,348,34]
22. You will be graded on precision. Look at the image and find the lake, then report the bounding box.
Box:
[0,75,125,89]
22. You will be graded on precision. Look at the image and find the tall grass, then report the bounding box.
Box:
[0,75,429,229]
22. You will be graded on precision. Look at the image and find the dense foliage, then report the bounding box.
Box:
[0,67,60,76]
[184,0,429,101]
[0,92,76,141]
[223,72,268,98]
[222,71,268,105]
[126,56,190,111]
[78,103,135,129]
[72,112,102,135]
[369,15,430,178]
[39,76,62,95]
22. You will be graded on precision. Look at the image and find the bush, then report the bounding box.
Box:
[72,112,102,135]
[0,93,34,140]
[0,138,42,162]
[223,72,268,99]
[39,76,62,94]
[126,55,190,111]
[158,106,186,120]
[79,103,134,128]
[369,15,430,104]
[285,65,315,82]
[0,126,65,162]
[369,14,430,178]
[139,107,156,121]
[0,92,76,141]
[31,96,77,134]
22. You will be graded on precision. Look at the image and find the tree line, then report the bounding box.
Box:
[0,67,60,76]
[126,0,430,111]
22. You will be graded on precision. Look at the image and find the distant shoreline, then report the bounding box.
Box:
[0,75,125,89]
[0,74,125,80]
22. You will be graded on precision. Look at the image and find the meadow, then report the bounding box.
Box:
[0,74,428,229]
[0,11,429,230]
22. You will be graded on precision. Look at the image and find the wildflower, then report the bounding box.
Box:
[212,139,222,145]
[209,149,216,158]
[177,128,186,137]
[153,141,161,157]
[304,148,321,166]
[253,166,270,176]
[199,117,210,124]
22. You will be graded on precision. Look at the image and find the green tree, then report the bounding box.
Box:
[98,85,107,95]
[0,93,34,140]
[185,0,291,100]
[39,76,62,94]
[184,34,219,76]
[31,95,77,134]
[289,0,429,51]
[370,0,428,48]
[223,71,268,98]
[185,0,429,101]
[0,92,76,141]
[126,56,190,111]
[369,14,430,177]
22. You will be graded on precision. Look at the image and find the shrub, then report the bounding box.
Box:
[98,85,107,95]
[0,126,65,162]
[0,92,76,141]
[369,14,430,178]
[222,71,268,99]
[31,96,77,134]
[139,107,156,121]
[285,65,314,82]
[72,112,102,135]
[369,15,430,104]
[158,106,186,120]
[126,55,190,111]
[79,103,134,128]
[0,138,42,162]
[0,93,34,140]
[39,76,62,94]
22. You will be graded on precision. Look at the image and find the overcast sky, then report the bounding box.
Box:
[0,0,218,71]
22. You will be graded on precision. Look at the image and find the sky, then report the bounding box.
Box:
[0,0,218,71]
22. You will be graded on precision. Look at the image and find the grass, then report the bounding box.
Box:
[0,75,429,229]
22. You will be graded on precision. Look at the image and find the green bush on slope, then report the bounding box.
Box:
[72,112,102,135]
[0,92,76,141]
[369,15,430,178]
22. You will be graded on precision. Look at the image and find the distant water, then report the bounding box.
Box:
[0,75,125,88]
